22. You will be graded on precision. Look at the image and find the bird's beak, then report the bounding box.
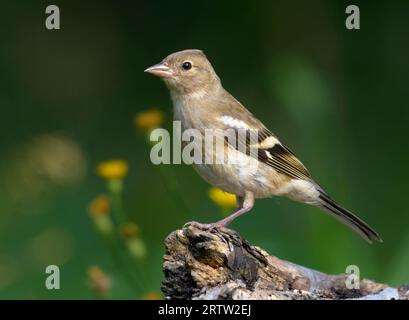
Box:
[144,63,173,78]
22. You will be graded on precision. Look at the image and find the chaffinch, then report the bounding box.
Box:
[145,49,381,243]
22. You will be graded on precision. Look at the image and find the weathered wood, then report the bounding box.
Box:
[162,225,408,300]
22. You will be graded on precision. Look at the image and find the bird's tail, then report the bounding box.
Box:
[317,192,382,243]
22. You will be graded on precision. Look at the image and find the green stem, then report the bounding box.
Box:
[107,179,127,226]
[95,227,145,292]
[157,164,193,214]
[104,179,149,290]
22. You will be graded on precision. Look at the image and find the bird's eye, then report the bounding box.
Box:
[182,61,192,70]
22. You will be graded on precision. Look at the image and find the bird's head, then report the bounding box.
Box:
[145,49,220,96]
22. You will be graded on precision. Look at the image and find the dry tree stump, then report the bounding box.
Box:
[162,225,408,300]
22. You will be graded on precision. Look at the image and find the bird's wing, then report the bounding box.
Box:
[255,133,311,180]
[213,94,311,181]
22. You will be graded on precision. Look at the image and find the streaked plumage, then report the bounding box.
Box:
[145,49,382,243]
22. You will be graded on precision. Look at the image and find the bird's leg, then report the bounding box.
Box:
[184,191,254,229]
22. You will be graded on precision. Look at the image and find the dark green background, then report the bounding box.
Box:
[0,0,408,299]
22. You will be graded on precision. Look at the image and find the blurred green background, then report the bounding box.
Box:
[0,0,408,299]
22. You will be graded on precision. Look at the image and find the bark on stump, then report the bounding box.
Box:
[162,225,408,300]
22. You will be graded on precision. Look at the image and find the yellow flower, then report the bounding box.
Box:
[88,194,110,217]
[96,160,128,181]
[134,109,164,133]
[208,187,237,209]
[87,265,111,299]
[143,292,161,300]
[119,222,140,239]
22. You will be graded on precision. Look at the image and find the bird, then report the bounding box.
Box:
[144,49,382,243]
